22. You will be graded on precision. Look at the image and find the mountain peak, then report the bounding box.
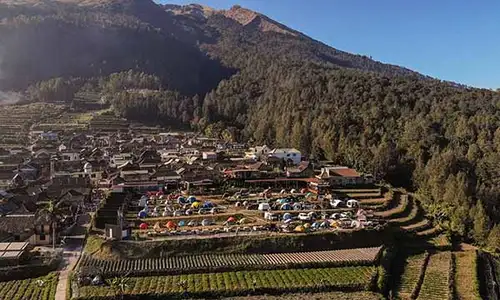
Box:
[220,4,298,36]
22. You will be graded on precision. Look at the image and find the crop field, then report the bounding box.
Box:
[454,251,480,300]
[0,272,58,300]
[226,291,383,299]
[417,252,451,300]
[395,253,427,299]
[75,266,377,299]
[79,247,382,277]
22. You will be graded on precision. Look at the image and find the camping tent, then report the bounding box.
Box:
[191,202,201,209]
[166,221,177,229]
[139,223,148,230]
[283,213,292,220]
[227,217,236,223]
[347,199,359,208]
[203,202,214,208]
[280,203,292,210]
[187,196,197,203]
[258,203,270,211]
[201,219,212,226]
[178,220,186,227]
[153,222,161,231]
[138,210,147,218]
[294,225,306,233]
[177,196,186,204]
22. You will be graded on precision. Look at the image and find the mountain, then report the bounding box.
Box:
[0,0,423,92]
[0,0,499,245]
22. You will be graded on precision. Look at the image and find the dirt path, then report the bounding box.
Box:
[55,245,82,300]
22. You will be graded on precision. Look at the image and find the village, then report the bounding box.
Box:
[0,105,462,300]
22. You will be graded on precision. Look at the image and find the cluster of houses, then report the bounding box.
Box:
[0,129,373,251]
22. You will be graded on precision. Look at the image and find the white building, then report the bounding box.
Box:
[245,145,271,160]
[268,148,302,165]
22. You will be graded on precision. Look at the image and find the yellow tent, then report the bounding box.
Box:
[294,225,306,233]
[191,202,201,209]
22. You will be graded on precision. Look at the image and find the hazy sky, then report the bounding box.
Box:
[158,0,500,89]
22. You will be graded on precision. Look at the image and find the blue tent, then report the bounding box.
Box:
[281,203,292,210]
[187,196,197,203]
[138,210,147,218]
[178,220,186,227]
[203,201,214,209]
[177,196,186,204]
[283,213,292,220]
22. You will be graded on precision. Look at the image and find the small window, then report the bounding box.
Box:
[91,174,96,178]
[287,154,290,157]
[292,153,296,157]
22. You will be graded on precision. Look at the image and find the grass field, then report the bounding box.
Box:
[0,272,58,300]
[76,266,377,299]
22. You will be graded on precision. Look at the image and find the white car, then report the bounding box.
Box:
[298,213,311,221]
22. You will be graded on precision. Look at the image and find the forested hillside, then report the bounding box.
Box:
[0,0,499,248]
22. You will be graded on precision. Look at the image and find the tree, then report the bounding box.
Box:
[108,274,130,300]
[487,224,500,253]
[37,200,65,249]
[473,200,489,246]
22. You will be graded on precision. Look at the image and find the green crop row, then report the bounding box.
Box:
[75,266,377,299]
[0,272,58,300]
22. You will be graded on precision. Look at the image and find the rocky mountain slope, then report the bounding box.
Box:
[0,0,422,92]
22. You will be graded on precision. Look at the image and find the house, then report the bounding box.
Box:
[60,150,80,162]
[245,145,271,160]
[39,132,58,141]
[0,242,30,267]
[268,148,302,165]
[202,151,217,160]
[110,153,133,168]
[286,161,313,178]
[316,166,368,186]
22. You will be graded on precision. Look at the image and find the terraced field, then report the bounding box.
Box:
[76,266,377,299]
[79,247,383,277]
[417,252,451,300]
[0,272,58,300]
[454,251,481,300]
[395,253,428,299]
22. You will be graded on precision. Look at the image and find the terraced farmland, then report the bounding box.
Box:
[0,272,58,300]
[395,253,428,299]
[79,247,383,277]
[454,251,481,300]
[417,252,451,300]
[76,266,377,299]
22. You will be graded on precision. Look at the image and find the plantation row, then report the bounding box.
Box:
[79,247,382,277]
[75,266,377,299]
[417,252,451,300]
[0,272,58,300]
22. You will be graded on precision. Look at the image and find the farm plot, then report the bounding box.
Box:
[0,272,58,300]
[395,253,428,300]
[454,251,481,300]
[79,247,383,277]
[417,252,451,300]
[76,266,377,299]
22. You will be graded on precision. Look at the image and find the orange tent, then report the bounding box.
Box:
[166,221,177,229]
